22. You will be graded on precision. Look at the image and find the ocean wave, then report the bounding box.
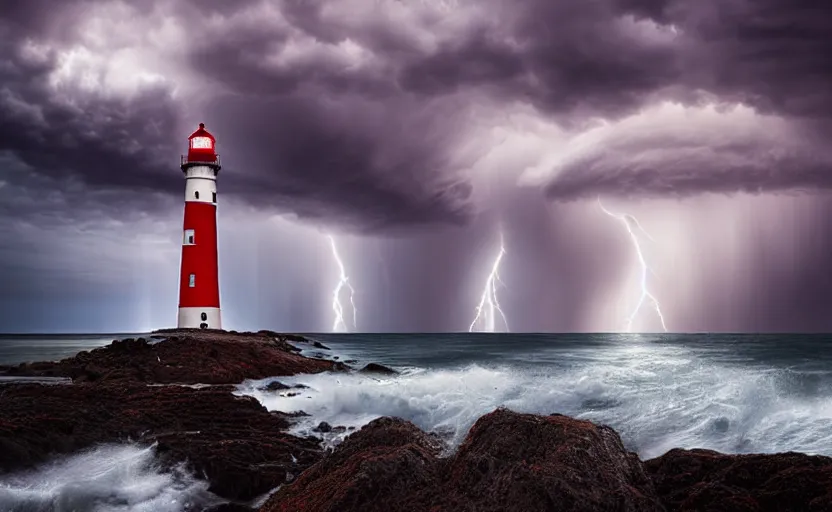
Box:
[237,341,832,459]
[0,443,219,512]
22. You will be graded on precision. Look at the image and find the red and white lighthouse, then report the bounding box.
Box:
[177,123,222,329]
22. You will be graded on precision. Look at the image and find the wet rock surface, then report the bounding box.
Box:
[262,417,446,512]
[260,381,310,392]
[644,448,832,511]
[261,408,664,512]
[357,363,398,376]
[260,408,832,512]
[0,330,338,506]
[0,382,322,501]
[1,330,341,384]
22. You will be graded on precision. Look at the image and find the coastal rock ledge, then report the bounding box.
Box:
[261,408,664,512]
[0,330,345,506]
[262,408,832,512]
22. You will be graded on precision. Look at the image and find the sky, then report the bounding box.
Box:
[1,0,831,333]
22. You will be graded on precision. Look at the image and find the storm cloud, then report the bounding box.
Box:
[527,102,832,201]
[2,0,832,332]
[4,0,832,220]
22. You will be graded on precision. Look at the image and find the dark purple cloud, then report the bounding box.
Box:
[529,103,832,201]
[2,0,832,332]
[3,0,832,224]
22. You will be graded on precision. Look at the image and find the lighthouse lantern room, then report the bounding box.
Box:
[177,123,222,329]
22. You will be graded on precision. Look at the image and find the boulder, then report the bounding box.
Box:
[261,417,444,512]
[259,408,664,512]
[644,448,832,511]
[357,363,398,376]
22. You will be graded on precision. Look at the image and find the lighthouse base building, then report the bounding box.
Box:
[177,123,222,329]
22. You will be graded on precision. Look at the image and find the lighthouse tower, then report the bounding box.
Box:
[177,123,222,329]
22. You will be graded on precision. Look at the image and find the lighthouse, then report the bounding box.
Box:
[177,123,222,329]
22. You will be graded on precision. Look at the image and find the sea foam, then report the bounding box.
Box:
[237,340,832,459]
[0,443,220,512]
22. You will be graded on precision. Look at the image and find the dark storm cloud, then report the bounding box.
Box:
[0,0,479,233]
[397,0,682,121]
[395,0,832,122]
[0,15,183,198]
[535,105,832,201]
[3,0,832,335]
[179,0,687,230]
[671,0,832,118]
[544,150,832,202]
[185,0,480,232]
[206,94,474,232]
[5,0,831,231]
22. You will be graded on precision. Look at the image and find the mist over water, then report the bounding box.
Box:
[0,444,219,512]
[237,333,832,459]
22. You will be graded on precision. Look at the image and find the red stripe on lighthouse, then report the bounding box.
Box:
[178,201,220,309]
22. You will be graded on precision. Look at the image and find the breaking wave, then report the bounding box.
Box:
[238,339,832,459]
[0,443,220,512]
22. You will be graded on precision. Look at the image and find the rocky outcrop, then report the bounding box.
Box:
[2,331,344,384]
[0,381,322,501]
[262,417,445,512]
[644,448,832,511]
[260,408,664,512]
[0,330,341,505]
[442,410,664,512]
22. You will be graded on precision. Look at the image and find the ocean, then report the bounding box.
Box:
[2,332,832,510]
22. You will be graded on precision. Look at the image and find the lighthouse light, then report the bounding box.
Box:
[191,136,212,149]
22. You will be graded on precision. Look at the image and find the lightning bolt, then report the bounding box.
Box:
[328,235,357,332]
[598,198,668,333]
[469,232,510,332]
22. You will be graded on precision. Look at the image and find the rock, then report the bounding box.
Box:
[0,330,347,501]
[4,332,342,384]
[312,341,331,350]
[259,408,662,512]
[313,422,332,433]
[357,363,398,376]
[261,417,444,512]
[262,381,291,391]
[344,360,358,364]
[443,409,663,511]
[0,382,323,502]
[203,504,256,512]
[644,448,832,511]
[272,411,310,420]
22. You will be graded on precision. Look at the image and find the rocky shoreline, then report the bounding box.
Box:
[1,330,832,511]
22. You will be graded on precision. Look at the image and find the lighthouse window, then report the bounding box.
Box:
[212,192,216,203]
[194,191,200,200]
[201,312,207,321]
[189,274,195,287]
[183,229,195,245]
[191,136,212,149]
